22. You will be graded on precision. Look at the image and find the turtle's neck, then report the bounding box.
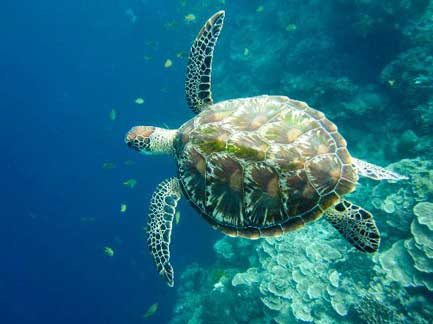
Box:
[147,127,177,155]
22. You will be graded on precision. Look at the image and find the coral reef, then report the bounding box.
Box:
[252,223,369,323]
[169,256,266,324]
[377,201,433,291]
[171,157,433,323]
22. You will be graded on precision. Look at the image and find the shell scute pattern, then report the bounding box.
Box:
[178,145,206,211]
[195,104,234,125]
[175,96,357,238]
[280,169,321,217]
[293,128,337,159]
[224,96,283,132]
[259,109,320,145]
[266,144,304,173]
[305,153,342,196]
[244,163,285,226]
[190,124,230,154]
[205,152,245,226]
[227,133,269,161]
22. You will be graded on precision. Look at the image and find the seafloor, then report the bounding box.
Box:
[166,1,433,323]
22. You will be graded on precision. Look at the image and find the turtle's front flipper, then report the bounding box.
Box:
[352,157,408,180]
[325,200,380,253]
[147,177,182,287]
[185,10,225,114]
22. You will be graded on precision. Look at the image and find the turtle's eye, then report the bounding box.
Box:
[125,126,155,153]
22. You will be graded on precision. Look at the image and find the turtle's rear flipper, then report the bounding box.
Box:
[147,178,182,287]
[185,11,225,114]
[352,157,408,181]
[325,200,380,253]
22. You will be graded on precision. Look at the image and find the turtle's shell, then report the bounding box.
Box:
[174,95,358,239]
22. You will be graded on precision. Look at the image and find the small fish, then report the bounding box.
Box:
[102,162,116,169]
[143,55,153,61]
[104,246,114,257]
[243,48,249,56]
[142,302,158,319]
[120,204,127,213]
[175,211,181,225]
[109,109,117,121]
[176,51,186,59]
[135,97,144,105]
[185,14,196,23]
[256,5,264,13]
[387,79,396,87]
[123,178,138,188]
[164,59,173,68]
[286,24,297,32]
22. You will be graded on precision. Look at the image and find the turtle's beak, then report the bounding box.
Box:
[125,131,136,144]
[124,126,155,153]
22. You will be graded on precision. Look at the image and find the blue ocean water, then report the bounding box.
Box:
[1,1,222,323]
[2,1,433,323]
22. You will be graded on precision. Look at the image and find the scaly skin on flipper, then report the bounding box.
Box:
[185,10,225,114]
[147,178,182,287]
[325,199,380,253]
[352,157,408,180]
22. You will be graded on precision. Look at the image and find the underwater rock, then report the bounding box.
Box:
[396,130,422,157]
[342,89,387,117]
[415,100,433,136]
[170,259,264,324]
[332,0,429,38]
[380,46,433,107]
[280,75,359,118]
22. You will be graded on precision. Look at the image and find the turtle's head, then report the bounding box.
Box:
[125,126,177,155]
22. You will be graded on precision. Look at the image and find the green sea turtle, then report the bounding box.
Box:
[124,11,407,287]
